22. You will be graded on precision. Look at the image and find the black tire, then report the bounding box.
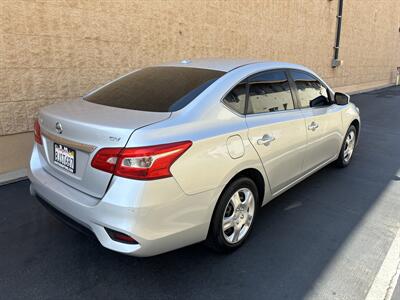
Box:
[335,125,357,168]
[205,177,259,253]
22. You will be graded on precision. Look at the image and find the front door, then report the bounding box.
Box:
[290,70,343,172]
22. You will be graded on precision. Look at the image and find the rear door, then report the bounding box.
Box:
[246,70,307,194]
[289,70,343,172]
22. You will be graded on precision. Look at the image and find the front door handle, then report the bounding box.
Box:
[308,121,319,131]
[257,134,275,145]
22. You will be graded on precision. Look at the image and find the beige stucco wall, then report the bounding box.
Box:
[0,132,32,174]
[0,0,399,174]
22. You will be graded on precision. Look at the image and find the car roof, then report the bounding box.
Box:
[158,58,309,73]
[158,58,261,72]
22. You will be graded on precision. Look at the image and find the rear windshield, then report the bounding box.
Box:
[84,67,225,112]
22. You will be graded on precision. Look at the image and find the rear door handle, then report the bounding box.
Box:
[257,134,275,145]
[308,121,319,131]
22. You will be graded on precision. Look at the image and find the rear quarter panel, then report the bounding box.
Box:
[126,103,271,204]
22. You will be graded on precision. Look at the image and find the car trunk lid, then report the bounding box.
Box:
[38,99,171,198]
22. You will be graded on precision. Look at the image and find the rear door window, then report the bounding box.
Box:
[84,67,225,112]
[247,71,295,114]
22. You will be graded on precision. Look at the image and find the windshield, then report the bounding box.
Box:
[84,67,225,112]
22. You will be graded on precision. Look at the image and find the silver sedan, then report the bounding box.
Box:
[28,59,360,256]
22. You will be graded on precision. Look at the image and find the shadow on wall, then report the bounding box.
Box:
[0,87,400,299]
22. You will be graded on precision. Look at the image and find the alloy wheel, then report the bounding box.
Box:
[343,130,356,163]
[222,188,255,244]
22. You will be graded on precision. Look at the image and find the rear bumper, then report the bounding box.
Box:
[34,193,96,238]
[28,145,219,257]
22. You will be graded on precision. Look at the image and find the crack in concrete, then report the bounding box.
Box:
[384,256,400,300]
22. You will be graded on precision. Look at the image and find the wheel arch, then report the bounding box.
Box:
[349,119,360,140]
[206,167,266,241]
[220,168,266,208]
[350,119,360,144]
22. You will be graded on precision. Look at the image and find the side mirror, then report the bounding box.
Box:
[310,95,329,107]
[334,92,350,105]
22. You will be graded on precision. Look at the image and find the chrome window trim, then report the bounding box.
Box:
[244,107,301,118]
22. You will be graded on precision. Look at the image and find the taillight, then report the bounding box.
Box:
[91,148,121,173]
[34,119,42,145]
[91,141,192,180]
